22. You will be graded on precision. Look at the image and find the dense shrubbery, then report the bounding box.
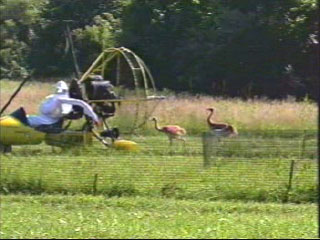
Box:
[0,0,318,100]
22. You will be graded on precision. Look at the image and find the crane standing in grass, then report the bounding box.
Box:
[206,107,238,137]
[150,117,187,146]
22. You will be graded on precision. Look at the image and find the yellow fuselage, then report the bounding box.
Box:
[0,115,137,151]
[0,115,45,145]
[0,115,93,147]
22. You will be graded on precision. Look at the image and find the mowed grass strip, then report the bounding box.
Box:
[0,195,317,239]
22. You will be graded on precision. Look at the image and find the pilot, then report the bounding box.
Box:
[27,80,101,130]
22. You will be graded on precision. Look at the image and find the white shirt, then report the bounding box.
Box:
[28,92,99,127]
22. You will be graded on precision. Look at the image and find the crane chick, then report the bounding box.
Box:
[150,117,187,146]
[206,107,238,137]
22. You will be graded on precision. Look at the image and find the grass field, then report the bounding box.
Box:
[0,79,318,238]
[0,195,317,239]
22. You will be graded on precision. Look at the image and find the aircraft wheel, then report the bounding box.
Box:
[0,143,12,153]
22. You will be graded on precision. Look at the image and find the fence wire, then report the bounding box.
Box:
[0,130,318,203]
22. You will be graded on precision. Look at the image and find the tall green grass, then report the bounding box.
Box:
[1,133,317,203]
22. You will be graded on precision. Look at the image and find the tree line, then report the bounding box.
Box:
[0,0,318,100]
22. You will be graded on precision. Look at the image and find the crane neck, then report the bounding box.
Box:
[153,119,162,131]
[207,110,215,125]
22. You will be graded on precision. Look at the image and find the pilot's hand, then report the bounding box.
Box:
[94,120,103,128]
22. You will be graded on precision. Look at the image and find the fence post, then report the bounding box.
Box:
[284,131,308,202]
[202,132,209,168]
[300,130,307,160]
[284,160,295,203]
[93,173,98,195]
[202,132,217,168]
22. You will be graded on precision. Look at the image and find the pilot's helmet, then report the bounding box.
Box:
[55,80,69,93]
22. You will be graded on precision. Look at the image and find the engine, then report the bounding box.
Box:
[84,78,119,119]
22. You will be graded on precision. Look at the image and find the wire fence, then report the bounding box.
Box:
[0,129,318,203]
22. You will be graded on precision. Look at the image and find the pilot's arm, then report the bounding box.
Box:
[58,97,99,123]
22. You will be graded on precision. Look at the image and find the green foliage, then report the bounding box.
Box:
[73,13,120,69]
[0,0,317,100]
[119,0,318,99]
[0,0,46,79]
[28,0,124,76]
